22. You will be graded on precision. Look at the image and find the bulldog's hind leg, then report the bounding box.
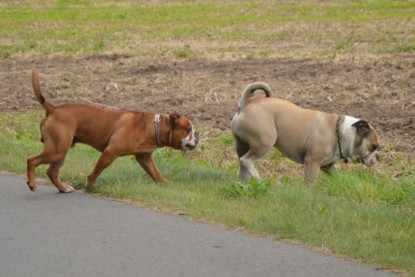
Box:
[234,135,252,179]
[238,146,272,180]
[320,163,334,174]
[237,125,276,181]
[234,135,250,159]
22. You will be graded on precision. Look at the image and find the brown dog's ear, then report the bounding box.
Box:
[352,120,371,136]
[168,112,181,127]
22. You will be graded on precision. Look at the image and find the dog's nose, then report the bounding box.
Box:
[185,143,197,150]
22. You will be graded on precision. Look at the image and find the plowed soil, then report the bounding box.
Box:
[1,55,414,156]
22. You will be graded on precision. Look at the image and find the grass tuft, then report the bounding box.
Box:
[396,44,415,53]
[319,169,415,207]
[221,178,271,198]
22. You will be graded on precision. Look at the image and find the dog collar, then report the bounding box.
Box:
[154,114,174,147]
[154,114,163,147]
[336,115,348,163]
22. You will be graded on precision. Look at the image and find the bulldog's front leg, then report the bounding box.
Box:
[304,161,321,186]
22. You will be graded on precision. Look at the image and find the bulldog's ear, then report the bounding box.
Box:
[352,120,371,136]
[168,112,181,127]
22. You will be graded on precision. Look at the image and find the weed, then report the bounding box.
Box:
[173,44,197,59]
[396,44,415,53]
[222,179,271,198]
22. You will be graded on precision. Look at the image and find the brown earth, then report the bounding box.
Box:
[0,55,414,156]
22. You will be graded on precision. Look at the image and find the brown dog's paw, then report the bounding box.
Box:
[26,181,37,192]
[59,185,75,193]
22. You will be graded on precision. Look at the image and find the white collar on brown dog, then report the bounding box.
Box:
[154,114,162,147]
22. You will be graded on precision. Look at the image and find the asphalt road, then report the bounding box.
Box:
[0,174,397,277]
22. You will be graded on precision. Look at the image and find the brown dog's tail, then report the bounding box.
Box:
[32,68,55,114]
[237,82,271,113]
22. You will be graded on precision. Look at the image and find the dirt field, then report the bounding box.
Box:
[1,55,414,156]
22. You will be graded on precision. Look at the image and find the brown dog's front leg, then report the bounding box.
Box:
[135,153,170,183]
[86,150,118,187]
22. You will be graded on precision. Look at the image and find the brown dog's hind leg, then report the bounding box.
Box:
[135,153,170,183]
[27,152,70,192]
[86,149,118,187]
[47,158,74,193]
[27,153,47,191]
[27,120,74,192]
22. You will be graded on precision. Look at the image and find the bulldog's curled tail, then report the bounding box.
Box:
[32,68,55,114]
[237,82,271,113]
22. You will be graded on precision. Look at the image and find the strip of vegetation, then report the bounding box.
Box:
[0,0,414,58]
[1,111,414,275]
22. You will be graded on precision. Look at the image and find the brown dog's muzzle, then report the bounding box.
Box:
[184,131,199,150]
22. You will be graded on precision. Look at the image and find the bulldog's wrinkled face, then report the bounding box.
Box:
[168,112,199,151]
[350,120,379,167]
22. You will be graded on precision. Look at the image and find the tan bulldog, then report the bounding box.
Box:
[231,82,379,185]
[27,68,199,193]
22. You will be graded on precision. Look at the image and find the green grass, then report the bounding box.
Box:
[1,111,414,275]
[0,0,414,58]
[320,170,415,206]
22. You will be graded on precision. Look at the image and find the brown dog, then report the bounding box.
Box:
[27,68,199,193]
[231,82,379,185]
